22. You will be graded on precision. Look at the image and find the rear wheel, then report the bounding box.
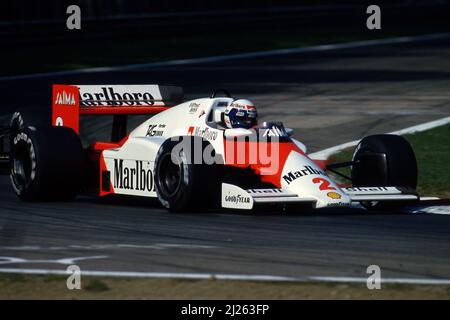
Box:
[10,126,83,201]
[154,137,221,212]
[8,108,52,155]
[10,108,51,134]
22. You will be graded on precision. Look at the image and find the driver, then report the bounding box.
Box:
[223,99,258,129]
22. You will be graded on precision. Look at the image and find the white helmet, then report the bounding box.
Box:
[223,99,258,129]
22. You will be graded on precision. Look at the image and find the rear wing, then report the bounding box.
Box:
[52,84,183,137]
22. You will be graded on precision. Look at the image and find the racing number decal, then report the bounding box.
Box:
[312,177,336,191]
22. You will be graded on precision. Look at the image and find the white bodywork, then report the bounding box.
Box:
[92,86,418,210]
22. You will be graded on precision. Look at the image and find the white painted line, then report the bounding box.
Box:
[1,268,450,285]
[309,140,360,160]
[309,276,450,285]
[404,205,450,215]
[0,256,108,265]
[1,32,450,82]
[309,116,450,160]
[419,197,440,201]
[389,116,450,135]
[0,243,218,251]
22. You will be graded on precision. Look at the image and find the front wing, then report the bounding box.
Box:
[221,183,420,210]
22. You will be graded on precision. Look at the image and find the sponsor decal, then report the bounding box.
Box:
[262,127,288,138]
[327,191,342,200]
[146,124,166,137]
[217,101,229,107]
[188,126,218,141]
[188,102,201,113]
[345,186,389,192]
[113,159,154,192]
[52,84,79,132]
[247,188,284,194]
[221,183,254,209]
[224,195,251,205]
[327,202,348,207]
[80,87,155,106]
[13,132,30,146]
[54,90,77,106]
[282,166,326,185]
[230,101,256,110]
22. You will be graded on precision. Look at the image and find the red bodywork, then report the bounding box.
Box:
[52,84,169,195]
[223,139,305,188]
[52,84,328,196]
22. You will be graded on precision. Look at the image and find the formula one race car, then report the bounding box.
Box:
[0,84,420,212]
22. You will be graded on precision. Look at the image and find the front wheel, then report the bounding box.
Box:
[351,134,418,210]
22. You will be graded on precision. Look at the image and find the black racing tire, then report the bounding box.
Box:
[351,134,418,189]
[154,136,221,212]
[10,108,51,133]
[10,126,83,201]
[351,134,418,210]
[9,108,52,153]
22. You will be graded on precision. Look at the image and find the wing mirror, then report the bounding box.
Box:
[260,121,294,137]
[285,128,294,136]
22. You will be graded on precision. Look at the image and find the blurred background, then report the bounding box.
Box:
[1,0,450,76]
[2,0,450,20]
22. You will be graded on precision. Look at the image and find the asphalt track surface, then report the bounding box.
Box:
[0,37,450,279]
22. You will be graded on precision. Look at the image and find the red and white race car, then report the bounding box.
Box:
[2,84,420,212]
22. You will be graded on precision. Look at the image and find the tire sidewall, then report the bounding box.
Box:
[154,137,220,212]
[10,129,39,198]
[155,140,193,211]
[10,126,83,201]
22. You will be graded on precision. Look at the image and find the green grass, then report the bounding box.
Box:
[84,279,110,292]
[328,124,450,198]
[1,273,449,299]
[0,273,27,282]
[406,124,450,197]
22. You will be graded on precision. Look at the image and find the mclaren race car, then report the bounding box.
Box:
[0,84,420,212]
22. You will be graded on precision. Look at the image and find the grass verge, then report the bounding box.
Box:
[0,273,449,299]
[328,124,450,198]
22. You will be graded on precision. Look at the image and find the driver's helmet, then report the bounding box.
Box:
[223,99,258,129]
